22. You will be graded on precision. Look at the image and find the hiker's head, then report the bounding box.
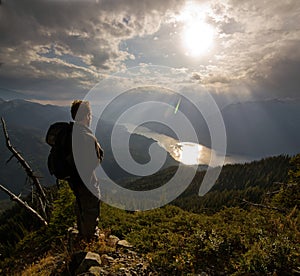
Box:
[71,100,91,126]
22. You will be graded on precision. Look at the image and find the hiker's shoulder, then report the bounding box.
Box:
[74,122,97,141]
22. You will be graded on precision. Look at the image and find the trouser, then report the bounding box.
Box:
[68,178,100,240]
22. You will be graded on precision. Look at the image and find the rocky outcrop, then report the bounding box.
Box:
[76,252,102,275]
[68,232,152,276]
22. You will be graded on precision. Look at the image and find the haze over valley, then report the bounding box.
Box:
[0,97,299,199]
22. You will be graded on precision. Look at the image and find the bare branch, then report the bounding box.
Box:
[265,190,281,196]
[273,181,298,187]
[242,199,285,213]
[1,117,49,220]
[1,117,48,205]
[6,154,14,164]
[0,184,48,226]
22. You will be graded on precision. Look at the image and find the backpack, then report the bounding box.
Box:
[46,122,74,179]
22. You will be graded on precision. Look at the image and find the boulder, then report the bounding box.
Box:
[117,240,133,248]
[76,252,101,275]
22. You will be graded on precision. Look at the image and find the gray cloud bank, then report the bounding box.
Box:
[0,0,299,102]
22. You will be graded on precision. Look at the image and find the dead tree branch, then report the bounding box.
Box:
[6,154,14,164]
[0,184,48,226]
[1,117,48,219]
[266,190,281,196]
[273,182,298,187]
[242,199,285,213]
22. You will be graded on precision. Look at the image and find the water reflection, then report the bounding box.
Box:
[170,142,205,165]
[124,123,251,166]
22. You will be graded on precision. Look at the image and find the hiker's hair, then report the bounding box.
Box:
[71,100,91,121]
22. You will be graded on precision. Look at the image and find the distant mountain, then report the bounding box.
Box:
[1,97,299,200]
[99,88,300,159]
[0,98,70,131]
[0,88,39,101]
[141,98,300,159]
[98,87,211,146]
[0,99,70,199]
[0,99,177,199]
[221,99,300,157]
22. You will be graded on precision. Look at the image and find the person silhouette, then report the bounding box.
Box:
[68,100,104,240]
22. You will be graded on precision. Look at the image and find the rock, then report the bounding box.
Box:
[76,252,101,275]
[117,240,133,248]
[106,235,120,247]
[101,254,115,266]
[88,266,109,275]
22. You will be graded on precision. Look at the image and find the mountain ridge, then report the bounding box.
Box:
[0,99,177,199]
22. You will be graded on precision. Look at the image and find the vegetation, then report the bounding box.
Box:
[0,155,299,275]
[272,154,300,210]
[125,155,291,214]
[185,155,290,214]
[123,206,299,275]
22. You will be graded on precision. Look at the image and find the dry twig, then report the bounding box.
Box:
[0,184,48,226]
[242,198,285,213]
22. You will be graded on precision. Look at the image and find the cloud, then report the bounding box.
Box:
[0,0,185,99]
[251,45,300,99]
[191,72,201,81]
[0,0,299,102]
[183,0,300,99]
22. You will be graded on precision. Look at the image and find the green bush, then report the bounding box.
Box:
[47,181,76,238]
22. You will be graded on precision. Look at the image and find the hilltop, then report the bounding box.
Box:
[0,154,299,275]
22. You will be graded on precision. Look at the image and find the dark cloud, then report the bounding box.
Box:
[0,0,299,102]
[252,56,300,99]
[0,0,185,99]
[191,73,201,81]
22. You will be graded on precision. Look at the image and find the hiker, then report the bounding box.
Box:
[46,100,103,240]
[69,100,104,240]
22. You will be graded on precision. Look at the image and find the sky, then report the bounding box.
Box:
[0,0,299,106]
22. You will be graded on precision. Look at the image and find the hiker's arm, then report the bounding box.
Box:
[95,141,104,163]
[85,133,101,169]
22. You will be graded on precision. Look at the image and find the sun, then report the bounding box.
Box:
[183,22,214,56]
[177,2,215,57]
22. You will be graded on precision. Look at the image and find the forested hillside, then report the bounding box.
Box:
[124,155,291,213]
[174,155,291,213]
[0,154,299,275]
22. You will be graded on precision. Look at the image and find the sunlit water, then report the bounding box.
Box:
[124,124,251,166]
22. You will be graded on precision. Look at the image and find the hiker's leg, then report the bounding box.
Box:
[77,185,100,240]
[68,179,82,233]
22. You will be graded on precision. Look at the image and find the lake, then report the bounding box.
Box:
[123,123,253,166]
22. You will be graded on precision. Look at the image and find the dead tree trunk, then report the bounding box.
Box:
[1,117,49,220]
